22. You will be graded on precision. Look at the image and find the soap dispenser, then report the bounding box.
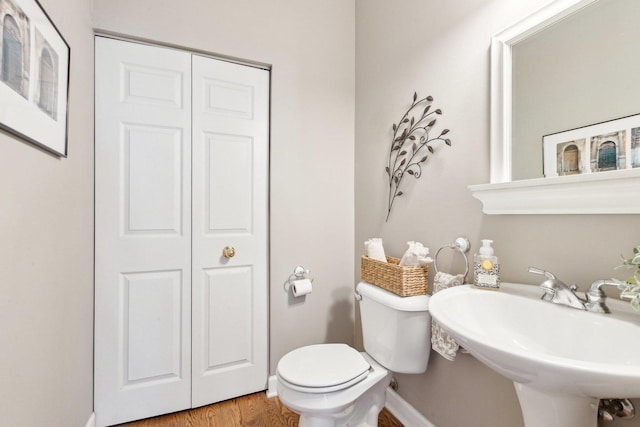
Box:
[473,239,500,290]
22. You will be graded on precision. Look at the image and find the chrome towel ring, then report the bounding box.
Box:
[433,237,471,282]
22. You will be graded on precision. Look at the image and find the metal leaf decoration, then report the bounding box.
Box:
[385,92,453,221]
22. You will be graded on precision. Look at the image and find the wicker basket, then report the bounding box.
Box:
[360,255,428,297]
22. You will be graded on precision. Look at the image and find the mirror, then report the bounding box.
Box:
[512,0,640,181]
[469,0,640,214]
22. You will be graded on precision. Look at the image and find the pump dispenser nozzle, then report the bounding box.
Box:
[479,239,494,256]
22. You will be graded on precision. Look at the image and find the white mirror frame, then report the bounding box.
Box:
[469,0,640,215]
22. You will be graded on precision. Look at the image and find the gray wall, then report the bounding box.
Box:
[355,0,640,426]
[93,0,356,373]
[0,0,95,425]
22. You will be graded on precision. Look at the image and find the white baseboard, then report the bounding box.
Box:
[385,388,436,427]
[266,374,278,398]
[266,374,435,426]
[85,412,96,427]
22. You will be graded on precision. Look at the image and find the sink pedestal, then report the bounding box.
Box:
[515,383,599,427]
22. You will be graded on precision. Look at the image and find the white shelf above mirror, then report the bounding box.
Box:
[471,0,640,215]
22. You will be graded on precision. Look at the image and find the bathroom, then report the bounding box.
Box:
[1,0,638,426]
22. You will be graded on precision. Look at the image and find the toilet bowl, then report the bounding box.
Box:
[277,345,390,427]
[276,282,431,427]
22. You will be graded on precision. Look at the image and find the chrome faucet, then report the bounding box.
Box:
[528,267,616,313]
[528,267,587,310]
[584,280,619,314]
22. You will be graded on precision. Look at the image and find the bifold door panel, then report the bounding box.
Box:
[191,54,269,407]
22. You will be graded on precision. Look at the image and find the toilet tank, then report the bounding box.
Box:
[357,281,431,374]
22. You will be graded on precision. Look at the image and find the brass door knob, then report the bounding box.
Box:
[222,246,236,259]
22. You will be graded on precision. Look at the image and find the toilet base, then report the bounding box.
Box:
[298,401,384,427]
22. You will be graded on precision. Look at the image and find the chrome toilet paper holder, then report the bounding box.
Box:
[287,265,314,286]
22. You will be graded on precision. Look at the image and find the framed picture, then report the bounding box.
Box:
[0,0,70,156]
[543,113,640,178]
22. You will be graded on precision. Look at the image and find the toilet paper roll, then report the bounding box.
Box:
[291,278,313,297]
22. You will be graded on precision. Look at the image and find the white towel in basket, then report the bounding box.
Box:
[431,271,465,361]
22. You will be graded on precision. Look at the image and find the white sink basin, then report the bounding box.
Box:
[429,283,640,427]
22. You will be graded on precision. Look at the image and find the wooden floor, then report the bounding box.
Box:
[118,391,403,427]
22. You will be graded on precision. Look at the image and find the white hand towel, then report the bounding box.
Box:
[364,238,387,262]
[431,271,465,361]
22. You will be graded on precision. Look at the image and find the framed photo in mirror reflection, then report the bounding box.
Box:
[543,113,640,178]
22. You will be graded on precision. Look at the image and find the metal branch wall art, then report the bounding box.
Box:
[385,92,452,221]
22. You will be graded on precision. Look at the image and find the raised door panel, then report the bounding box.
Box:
[201,267,253,371]
[122,270,184,385]
[124,124,183,234]
[94,37,192,427]
[191,55,269,407]
[206,133,253,233]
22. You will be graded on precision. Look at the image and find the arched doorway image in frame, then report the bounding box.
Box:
[555,138,586,176]
[590,130,626,172]
[0,0,31,99]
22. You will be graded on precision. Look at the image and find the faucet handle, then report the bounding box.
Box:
[585,280,617,314]
[528,266,557,280]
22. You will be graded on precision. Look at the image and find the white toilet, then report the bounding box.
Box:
[276,281,432,427]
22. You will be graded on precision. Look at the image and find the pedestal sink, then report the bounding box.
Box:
[429,283,640,427]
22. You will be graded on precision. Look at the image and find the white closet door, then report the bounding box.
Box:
[94,37,192,427]
[191,55,269,407]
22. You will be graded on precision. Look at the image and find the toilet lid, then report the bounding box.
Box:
[277,343,370,390]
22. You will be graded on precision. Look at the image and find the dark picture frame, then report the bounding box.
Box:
[0,0,70,156]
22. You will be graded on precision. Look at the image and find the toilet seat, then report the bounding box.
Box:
[277,343,370,393]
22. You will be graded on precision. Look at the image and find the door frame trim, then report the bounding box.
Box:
[93,29,272,71]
